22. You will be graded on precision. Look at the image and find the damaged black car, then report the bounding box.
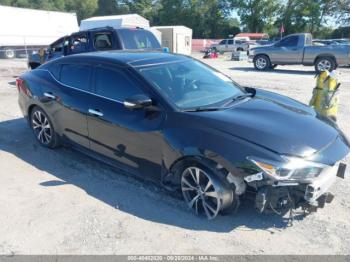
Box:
[17,51,350,220]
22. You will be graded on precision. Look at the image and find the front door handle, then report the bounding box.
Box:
[88,109,103,117]
[43,92,56,99]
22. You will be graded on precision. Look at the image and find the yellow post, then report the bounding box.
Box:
[309,70,339,121]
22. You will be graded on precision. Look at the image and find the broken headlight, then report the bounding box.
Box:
[247,156,325,181]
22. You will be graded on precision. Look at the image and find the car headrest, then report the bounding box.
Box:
[96,39,110,49]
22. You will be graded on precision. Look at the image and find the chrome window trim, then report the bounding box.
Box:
[36,68,124,104]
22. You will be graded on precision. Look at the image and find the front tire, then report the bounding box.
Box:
[180,161,235,219]
[30,107,60,148]
[253,55,271,71]
[315,57,336,72]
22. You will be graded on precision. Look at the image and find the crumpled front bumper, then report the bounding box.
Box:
[304,162,347,206]
[254,161,347,213]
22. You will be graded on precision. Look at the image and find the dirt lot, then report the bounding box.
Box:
[0,55,349,255]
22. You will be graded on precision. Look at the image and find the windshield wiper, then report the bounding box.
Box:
[222,92,255,107]
[183,107,222,112]
[235,93,254,100]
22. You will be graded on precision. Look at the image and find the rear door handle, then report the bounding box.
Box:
[88,109,103,117]
[43,92,56,99]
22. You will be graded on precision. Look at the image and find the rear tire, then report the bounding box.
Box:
[315,57,336,72]
[30,106,60,148]
[253,55,271,71]
[2,48,16,59]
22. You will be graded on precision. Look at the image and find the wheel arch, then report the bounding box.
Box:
[27,104,39,121]
[314,54,337,65]
[253,53,271,61]
[164,148,246,189]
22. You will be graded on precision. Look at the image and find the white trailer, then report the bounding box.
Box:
[80,14,150,31]
[80,14,162,43]
[0,5,78,58]
[152,26,192,55]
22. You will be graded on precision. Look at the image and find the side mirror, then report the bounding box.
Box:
[163,47,170,53]
[124,94,153,110]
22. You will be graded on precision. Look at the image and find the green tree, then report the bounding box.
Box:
[95,0,130,15]
[275,0,339,37]
[65,0,98,21]
[229,0,280,33]
[332,0,350,25]
[157,0,236,38]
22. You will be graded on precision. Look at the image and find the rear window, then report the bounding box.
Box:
[118,29,161,50]
[60,64,91,91]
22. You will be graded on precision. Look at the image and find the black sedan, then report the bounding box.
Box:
[17,51,349,219]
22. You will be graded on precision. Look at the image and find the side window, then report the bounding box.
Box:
[70,34,88,54]
[227,39,234,45]
[60,64,91,91]
[118,29,161,49]
[279,36,299,47]
[94,67,143,101]
[51,40,63,53]
[219,40,226,45]
[93,33,113,50]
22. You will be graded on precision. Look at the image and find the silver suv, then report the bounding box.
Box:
[210,39,248,53]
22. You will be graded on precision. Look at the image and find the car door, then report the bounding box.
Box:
[44,62,92,148]
[47,37,67,61]
[86,65,165,177]
[217,39,226,52]
[226,39,234,52]
[269,35,303,64]
[67,33,89,55]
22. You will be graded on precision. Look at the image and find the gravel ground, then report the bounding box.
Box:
[0,55,349,255]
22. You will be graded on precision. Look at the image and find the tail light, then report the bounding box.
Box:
[16,78,31,97]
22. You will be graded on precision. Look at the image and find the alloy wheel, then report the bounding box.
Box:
[255,57,267,70]
[317,59,332,71]
[181,166,223,219]
[32,110,52,145]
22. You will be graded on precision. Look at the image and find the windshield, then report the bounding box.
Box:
[118,29,161,50]
[138,60,244,110]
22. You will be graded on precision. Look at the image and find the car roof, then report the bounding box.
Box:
[53,51,191,67]
[75,26,147,35]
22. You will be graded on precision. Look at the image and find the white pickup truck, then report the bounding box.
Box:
[210,38,249,53]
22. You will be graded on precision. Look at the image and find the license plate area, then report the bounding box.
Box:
[304,163,338,202]
[337,162,347,179]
